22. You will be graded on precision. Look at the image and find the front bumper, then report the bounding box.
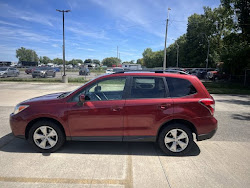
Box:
[32,72,45,77]
[9,113,27,138]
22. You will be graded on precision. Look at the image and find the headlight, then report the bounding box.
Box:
[13,105,29,115]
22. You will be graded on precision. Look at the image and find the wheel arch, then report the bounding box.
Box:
[25,117,66,139]
[156,119,197,141]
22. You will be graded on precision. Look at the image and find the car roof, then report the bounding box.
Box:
[97,72,195,81]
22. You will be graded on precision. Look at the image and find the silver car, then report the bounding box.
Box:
[0,67,20,78]
[32,67,56,78]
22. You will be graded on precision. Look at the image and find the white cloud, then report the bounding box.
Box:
[68,27,109,39]
[0,20,22,27]
[90,0,166,38]
[0,26,61,48]
[0,3,55,27]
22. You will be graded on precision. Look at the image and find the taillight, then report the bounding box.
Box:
[199,98,215,115]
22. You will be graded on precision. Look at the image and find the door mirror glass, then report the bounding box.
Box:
[79,94,85,102]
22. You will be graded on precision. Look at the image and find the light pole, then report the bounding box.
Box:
[163,8,171,72]
[56,9,70,83]
[173,40,179,68]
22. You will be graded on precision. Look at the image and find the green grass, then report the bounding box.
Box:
[0,77,89,83]
[203,81,250,95]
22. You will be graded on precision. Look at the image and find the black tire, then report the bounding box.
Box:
[53,73,56,77]
[158,123,194,156]
[32,75,36,78]
[28,120,65,153]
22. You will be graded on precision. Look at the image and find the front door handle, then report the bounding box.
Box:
[111,106,123,112]
[159,104,171,110]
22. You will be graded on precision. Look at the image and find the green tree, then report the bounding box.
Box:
[39,56,51,64]
[93,59,100,65]
[136,58,144,65]
[102,57,121,67]
[142,48,164,68]
[16,47,39,62]
[84,59,92,64]
[221,0,250,42]
[68,59,83,66]
[53,58,63,65]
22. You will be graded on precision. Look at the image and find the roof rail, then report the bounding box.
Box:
[111,69,189,75]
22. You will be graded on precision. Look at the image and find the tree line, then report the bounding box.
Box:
[139,0,250,75]
[16,47,125,67]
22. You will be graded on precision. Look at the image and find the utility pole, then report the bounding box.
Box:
[163,8,171,72]
[56,9,70,83]
[176,41,179,67]
[117,46,119,59]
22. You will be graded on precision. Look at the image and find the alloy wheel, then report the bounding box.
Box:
[164,129,189,152]
[33,126,58,149]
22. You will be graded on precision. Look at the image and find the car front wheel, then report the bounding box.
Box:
[158,124,194,156]
[28,120,65,153]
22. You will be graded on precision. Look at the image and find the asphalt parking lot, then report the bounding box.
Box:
[0,82,249,188]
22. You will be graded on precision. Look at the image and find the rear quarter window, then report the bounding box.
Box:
[166,77,197,97]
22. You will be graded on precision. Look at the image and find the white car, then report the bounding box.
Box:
[106,69,113,74]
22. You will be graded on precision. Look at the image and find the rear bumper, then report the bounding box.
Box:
[197,127,217,141]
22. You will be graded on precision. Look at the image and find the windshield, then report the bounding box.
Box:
[0,68,7,71]
[35,67,48,70]
[60,75,106,98]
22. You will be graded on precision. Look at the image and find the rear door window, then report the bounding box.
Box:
[128,77,167,99]
[166,77,197,97]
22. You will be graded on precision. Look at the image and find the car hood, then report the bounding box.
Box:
[21,92,65,104]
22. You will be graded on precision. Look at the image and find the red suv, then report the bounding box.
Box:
[10,72,217,155]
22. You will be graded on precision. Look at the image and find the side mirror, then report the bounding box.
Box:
[79,94,85,103]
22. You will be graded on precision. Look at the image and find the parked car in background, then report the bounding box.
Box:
[0,67,19,78]
[190,68,214,79]
[207,69,229,81]
[32,67,56,78]
[25,67,36,74]
[53,67,61,72]
[79,67,90,75]
[112,68,124,73]
[166,69,190,75]
[106,69,113,74]
[10,71,217,155]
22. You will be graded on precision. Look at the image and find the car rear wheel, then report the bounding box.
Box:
[158,124,194,156]
[28,120,65,153]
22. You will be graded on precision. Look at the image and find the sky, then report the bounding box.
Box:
[0,0,221,62]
